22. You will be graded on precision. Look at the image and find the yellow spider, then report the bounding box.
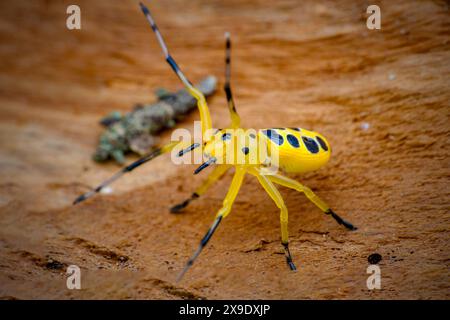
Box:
[74,2,357,282]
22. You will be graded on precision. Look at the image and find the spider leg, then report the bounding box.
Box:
[268,174,357,230]
[177,143,201,157]
[139,2,212,136]
[170,165,230,213]
[73,141,180,205]
[224,32,241,128]
[176,167,246,282]
[249,168,297,271]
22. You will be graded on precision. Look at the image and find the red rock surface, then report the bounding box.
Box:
[0,0,448,299]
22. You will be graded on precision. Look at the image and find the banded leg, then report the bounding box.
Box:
[268,174,357,230]
[139,2,212,136]
[176,167,246,282]
[249,169,297,271]
[224,32,240,128]
[73,141,179,205]
[170,165,230,213]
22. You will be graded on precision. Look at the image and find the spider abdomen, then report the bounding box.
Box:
[259,127,331,173]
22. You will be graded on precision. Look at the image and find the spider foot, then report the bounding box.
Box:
[170,200,189,213]
[282,242,297,271]
[326,209,357,231]
[169,193,199,214]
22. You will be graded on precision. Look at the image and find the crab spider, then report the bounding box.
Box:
[74,2,357,282]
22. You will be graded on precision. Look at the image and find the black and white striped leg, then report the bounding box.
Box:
[223,32,240,128]
[325,209,357,231]
[139,2,192,89]
[170,192,199,213]
[139,2,212,135]
[176,215,223,282]
[177,143,200,157]
[73,142,178,205]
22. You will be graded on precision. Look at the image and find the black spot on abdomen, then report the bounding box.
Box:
[316,136,328,151]
[263,129,284,146]
[302,137,319,153]
[286,134,300,148]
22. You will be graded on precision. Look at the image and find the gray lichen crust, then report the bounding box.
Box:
[93,76,217,164]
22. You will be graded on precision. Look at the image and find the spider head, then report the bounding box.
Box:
[200,130,233,166]
[195,129,264,175]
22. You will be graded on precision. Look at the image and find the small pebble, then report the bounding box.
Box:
[368,253,382,264]
[100,186,113,194]
[360,122,370,131]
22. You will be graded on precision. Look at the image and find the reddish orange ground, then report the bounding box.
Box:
[0,0,449,299]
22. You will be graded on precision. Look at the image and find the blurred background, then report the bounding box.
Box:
[0,0,448,299]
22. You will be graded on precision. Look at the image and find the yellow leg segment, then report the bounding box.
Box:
[215,167,245,218]
[170,165,230,213]
[268,174,329,212]
[249,168,297,270]
[176,167,246,282]
[268,173,357,230]
[195,165,231,196]
[188,86,212,137]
